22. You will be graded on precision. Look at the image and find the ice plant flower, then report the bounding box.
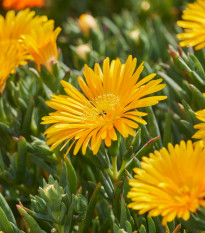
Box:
[42,56,166,156]
[78,13,98,36]
[0,9,47,42]
[1,0,44,10]
[0,42,27,93]
[127,140,205,225]
[0,9,60,73]
[0,9,58,91]
[21,20,61,72]
[177,0,205,50]
[0,9,50,65]
[192,109,205,144]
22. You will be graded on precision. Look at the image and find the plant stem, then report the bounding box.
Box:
[54,224,64,233]
[112,156,118,180]
[106,167,113,177]
[116,160,127,180]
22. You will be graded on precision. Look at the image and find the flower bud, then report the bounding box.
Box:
[141,1,150,11]
[43,184,59,201]
[76,44,91,60]
[78,14,98,36]
[129,30,140,44]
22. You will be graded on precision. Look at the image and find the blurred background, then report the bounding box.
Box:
[0,0,195,68]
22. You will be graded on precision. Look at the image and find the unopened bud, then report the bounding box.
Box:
[78,14,98,36]
[76,44,91,60]
[43,184,59,201]
[141,1,150,11]
[130,30,140,43]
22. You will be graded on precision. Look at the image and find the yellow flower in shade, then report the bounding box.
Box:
[21,20,61,72]
[193,109,205,144]
[42,56,167,156]
[1,0,44,10]
[127,140,205,225]
[78,14,98,36]
[0,42,27,93]
[177,0,205,50]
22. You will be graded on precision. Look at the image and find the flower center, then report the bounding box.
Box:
[179,185,191,196]
[83,94,120,121]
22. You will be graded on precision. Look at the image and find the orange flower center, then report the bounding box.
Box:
[176,185,200,211]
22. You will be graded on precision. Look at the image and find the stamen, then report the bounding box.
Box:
[83,94,120,120]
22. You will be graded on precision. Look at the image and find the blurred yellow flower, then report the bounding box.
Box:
[193,109,205,144]
[1,0,44,10]
[0,9,46,92]
[0,9,58,91]
[177,0,205,50]
[0,9,47,42]
[128,140,205,225]
[0,42,27,93]
[21,20,61,72]
[78,13,98,36]
[42,56,166,156]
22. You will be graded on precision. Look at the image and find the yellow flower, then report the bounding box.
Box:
[42,56,166,156]
[21,20,61,72]
[192,109,205,144]
[0,9,47,42]
[78,14,98,36]
[177,0,205,50]
[0,9,51,67]
[1,0,44,10]
[0,9,56,91]
[127,140,205,225]
[0,9,60,73]
[0,42,27,93]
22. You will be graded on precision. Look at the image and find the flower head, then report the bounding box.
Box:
[177,0,205,50]
[21,20,61,72]
[0,9,47,41]
[78,14,98,36]
[193,109,205,144]
[42,56,166,156]
[128,140,205,225]
[1,0,44,10]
